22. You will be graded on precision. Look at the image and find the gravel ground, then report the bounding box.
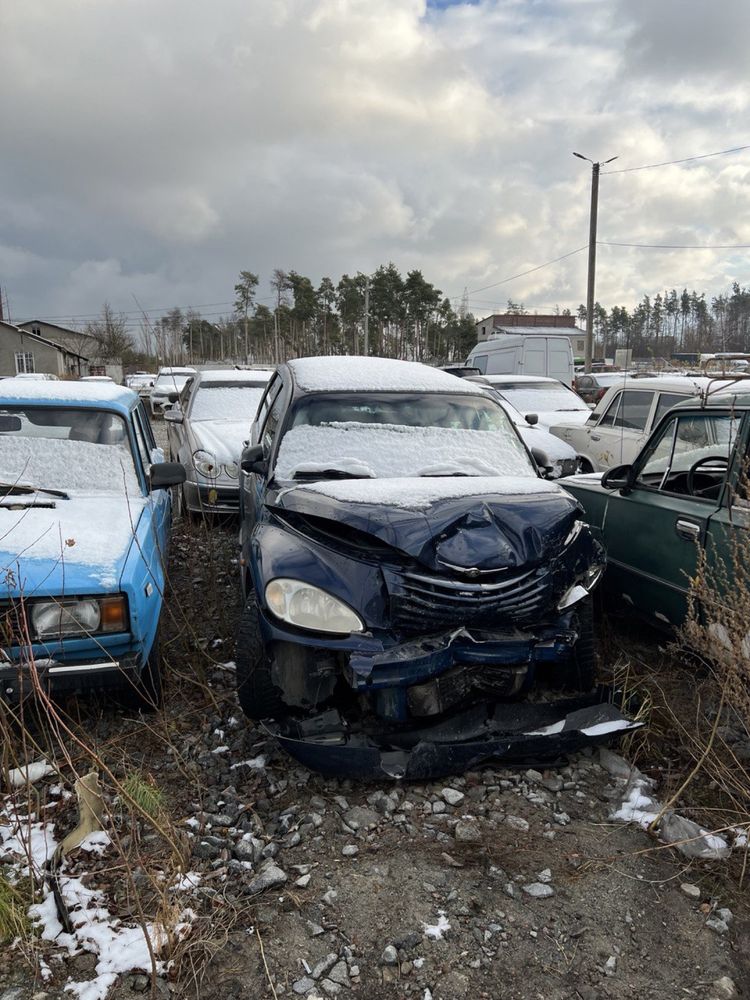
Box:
[0,420,748,1000]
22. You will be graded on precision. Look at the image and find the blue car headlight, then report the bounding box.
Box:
[265,578,364,635]
[30,596,128,640]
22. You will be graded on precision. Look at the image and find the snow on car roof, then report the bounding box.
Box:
[480,375,562,385]
[288,356,487,394]
[197,368,273,384]
[157,366,196,375]
[0,378,137,408]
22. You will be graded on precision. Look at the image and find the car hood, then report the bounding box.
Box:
[514,424,575,461]
[191,420,249,466]
[0,493,146,596]
[535,409,591,429]
[272,477,580,572]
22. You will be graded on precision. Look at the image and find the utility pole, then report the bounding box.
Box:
[363,278,370,356]
[573,152,617,372]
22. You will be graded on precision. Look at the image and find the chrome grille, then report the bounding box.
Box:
[383,565,553,633]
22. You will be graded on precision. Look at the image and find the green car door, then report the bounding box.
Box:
[588,407,743,626]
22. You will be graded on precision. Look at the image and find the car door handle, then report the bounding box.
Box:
[675,518,701,541]
[590,434,601,441]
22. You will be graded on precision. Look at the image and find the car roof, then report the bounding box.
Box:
[287,356,487,395]
[480,375,564,386]
[196,368,273,385]
[0,378,138,413]
[156,367,196,376]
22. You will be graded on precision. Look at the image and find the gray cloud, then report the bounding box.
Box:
[0,0,749,329]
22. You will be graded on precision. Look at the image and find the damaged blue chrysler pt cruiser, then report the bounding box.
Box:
[237,358,620,778]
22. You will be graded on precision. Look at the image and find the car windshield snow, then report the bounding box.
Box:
[155,373,192,391]
[190,382,267,422]
[0,406,139,495]
[496,382,589,413]
[275,392,536,481]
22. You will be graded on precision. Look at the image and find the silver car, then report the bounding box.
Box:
[165,368,273,514]
[150,367,197,417]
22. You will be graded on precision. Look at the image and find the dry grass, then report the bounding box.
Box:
[0,873,32,944]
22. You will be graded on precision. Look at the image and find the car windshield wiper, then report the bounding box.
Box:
[292,469,374,481]
[0,481,70,500]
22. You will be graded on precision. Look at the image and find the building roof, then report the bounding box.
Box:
[288,356,487,394]
[0,378,137,411]
[17,319,96,341]
[0,320,89,361]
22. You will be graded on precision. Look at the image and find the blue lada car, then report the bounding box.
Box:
[0,379,185,705]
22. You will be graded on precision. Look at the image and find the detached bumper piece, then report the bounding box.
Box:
[265,687,641,780]
[0,654,140,699]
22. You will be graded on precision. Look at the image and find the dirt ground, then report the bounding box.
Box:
[1,421,748,1000]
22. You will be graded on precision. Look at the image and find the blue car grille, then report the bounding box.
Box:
[383,566,553,633]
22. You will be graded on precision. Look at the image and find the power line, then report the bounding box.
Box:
[603,143,750,175]
[465,245,589,296]
[599,240,750,250]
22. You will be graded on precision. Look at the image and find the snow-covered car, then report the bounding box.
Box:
[165,368,273,515]
[476,375,592,429]
[550,376,728,473]
[150,367,196,417]
[0,379,185,703]
[126,372,157,398]
[236,357,613,776]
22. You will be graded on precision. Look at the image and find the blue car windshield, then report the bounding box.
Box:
[275,392,536,481]
[0,406,139,495]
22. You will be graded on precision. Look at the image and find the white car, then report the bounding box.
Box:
[550,376,731,472]
[165,368,273,514]
[150,367,197,417]
[474,375,591,429]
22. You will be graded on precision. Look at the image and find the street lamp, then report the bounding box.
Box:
[573,152,618,372]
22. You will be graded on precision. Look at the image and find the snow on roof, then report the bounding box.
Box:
[288,356,486,394]
[487,326,582,337]
[301,476,563,511]
[197,368,272,384]
[156,367,196,376]
[0,379,136,408]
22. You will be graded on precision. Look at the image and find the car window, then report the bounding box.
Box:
[132,409,152,472]
[636,412,737,496]
[577,376,592,389]
[262,383,285,454]
[257,374,281,428]
[138,402,157,450]
[472,355,488,374]
[653,391,690,426]
[597,392,622,427]
[611,390,654,431]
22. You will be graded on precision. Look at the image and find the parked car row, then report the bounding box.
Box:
[5,355,742,777]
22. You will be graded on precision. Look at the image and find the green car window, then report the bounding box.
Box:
[637,412,737,496]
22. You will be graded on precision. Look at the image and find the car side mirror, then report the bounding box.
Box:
[601,463,634,493]
[149,462,187,491]
[530,446,549,471]
[164,409,183,424]
[525,413,539,426]
[241,443,268,476]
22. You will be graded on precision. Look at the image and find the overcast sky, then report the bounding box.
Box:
[1,0,749,330]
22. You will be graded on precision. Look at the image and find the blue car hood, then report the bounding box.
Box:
[273,478,580,573]
[0,493,146,597]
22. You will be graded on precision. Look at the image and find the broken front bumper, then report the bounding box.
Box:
[266,688,641,780]
[0,651,142,700]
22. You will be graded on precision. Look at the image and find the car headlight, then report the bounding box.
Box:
[223,462,239,479]
[557,562,604,611]
[31,595,128,640]
[265,578,364,634]
[193,450,219,477]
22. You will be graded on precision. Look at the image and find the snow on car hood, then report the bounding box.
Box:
[190,420,250,466]
[274,477,579,572]
[536,409,591,429]
[0,493,146,593]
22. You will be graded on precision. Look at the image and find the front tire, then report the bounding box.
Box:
[236,592,285,720]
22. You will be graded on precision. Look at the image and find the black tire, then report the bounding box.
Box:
[236,592,285,720]
[560,597,596,692]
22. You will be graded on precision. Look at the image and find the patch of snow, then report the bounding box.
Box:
[422,910,451,940]
[525,720,566,736]
[301,475,560,511]
[610,779,658,828]
[211,745,229,755]
[276,422,534,483]
[0,379,135,405]
[190,385,266,423]
[6,759,56,788]
[171,871,202,892]
[78,831,111,856]
[580,719,634,737]
[0,811,58,874]
[190,418,255,467]
[289,356,487,394]
[0,495,146,577]
[0,436,140,495]
[230,755,267,771]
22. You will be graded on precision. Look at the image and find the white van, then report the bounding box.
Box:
[466,335,574,386]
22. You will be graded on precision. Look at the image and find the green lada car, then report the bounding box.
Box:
[561,392,748,628]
